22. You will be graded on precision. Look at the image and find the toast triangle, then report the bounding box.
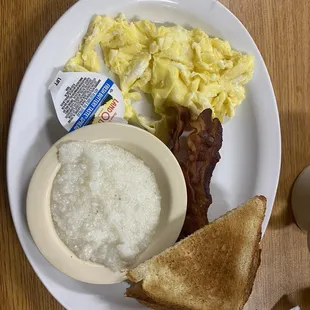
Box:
[126,195,266,310]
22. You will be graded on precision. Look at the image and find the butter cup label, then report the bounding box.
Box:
[49,71,126,132]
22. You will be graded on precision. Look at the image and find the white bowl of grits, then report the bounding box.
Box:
[26,122,187,284]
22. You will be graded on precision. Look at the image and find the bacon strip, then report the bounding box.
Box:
[170,105,191,154]
[171,108,223,238]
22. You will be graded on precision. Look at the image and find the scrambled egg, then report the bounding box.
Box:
[65,14,254,141]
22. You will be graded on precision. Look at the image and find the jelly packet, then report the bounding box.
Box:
[49,71,126,132]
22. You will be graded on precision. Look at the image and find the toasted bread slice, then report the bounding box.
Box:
[126,196,266,310]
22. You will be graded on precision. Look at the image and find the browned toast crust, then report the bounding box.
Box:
[126,196,266,310]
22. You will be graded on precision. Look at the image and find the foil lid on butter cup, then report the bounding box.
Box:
[49,71,126,132]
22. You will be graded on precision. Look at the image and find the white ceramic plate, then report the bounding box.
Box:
[7,0,281,309]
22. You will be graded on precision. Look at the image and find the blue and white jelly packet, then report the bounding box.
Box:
[49,71,126,132]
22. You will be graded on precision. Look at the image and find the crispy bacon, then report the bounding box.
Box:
[169,105,191,154]
[171,109,223,238]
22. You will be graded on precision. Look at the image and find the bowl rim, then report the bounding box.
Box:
[26,122,187,284]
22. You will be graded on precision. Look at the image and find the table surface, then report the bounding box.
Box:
[1,0,310,309]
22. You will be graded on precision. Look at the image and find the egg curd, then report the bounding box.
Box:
[65,14,254,142]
